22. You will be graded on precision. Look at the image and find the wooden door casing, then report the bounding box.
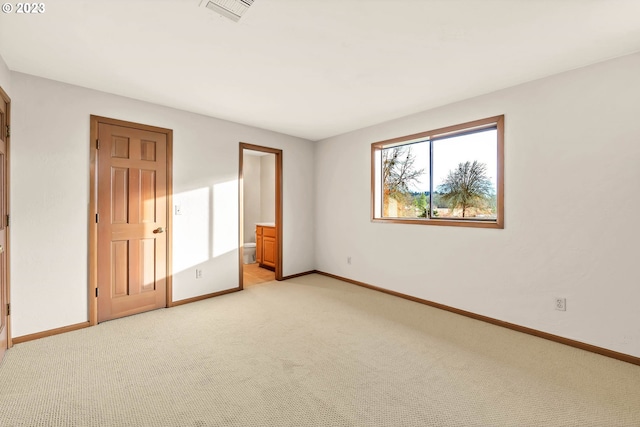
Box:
[94,118,172,323]
[238,143,282,289]
[0,86,9,359]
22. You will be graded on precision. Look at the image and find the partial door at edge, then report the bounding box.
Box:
[0,87,10,360]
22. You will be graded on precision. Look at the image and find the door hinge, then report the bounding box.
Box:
[5,214,8,227]
[95,213,99,223]
[96,139,100,150]
[5,125,9,138]
[6,303,9,316]
[95,288,99,298]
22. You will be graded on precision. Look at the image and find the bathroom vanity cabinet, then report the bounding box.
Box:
[256,225,276,270]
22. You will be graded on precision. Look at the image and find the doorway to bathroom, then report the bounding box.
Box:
[239,143,283,288]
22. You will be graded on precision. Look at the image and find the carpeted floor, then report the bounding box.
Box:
[0,274,639,426]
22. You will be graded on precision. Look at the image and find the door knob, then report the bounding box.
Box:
[153,227,165,234]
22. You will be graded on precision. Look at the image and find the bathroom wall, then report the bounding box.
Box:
[243,151,276,242]
[260,154,276,223]
[243,153,261,243]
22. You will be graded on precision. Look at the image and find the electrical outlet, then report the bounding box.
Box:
[195,269,202,279]
[555,297,566,311]
[347,256,352,265]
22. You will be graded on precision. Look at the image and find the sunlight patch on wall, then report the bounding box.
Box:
[173,187,210,273]
[213,179,239,257]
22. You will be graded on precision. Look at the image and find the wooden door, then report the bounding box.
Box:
[0,88,9,359]
[97,122,168,322]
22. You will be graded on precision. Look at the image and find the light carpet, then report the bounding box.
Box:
[1,274,639,426]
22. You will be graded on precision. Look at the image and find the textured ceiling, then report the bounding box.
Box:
[1,0,639,141]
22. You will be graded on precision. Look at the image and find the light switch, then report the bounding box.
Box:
[175,205,183,215]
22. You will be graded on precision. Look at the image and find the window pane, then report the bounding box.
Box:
[381,141,429,218]
[432,129,497,219]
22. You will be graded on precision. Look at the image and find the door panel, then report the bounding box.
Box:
[111,241,129,297]
[262,237,276,268]
[140,170,156,223]
[111,168,129,223]
[97,123,167,322]
[140,238,156,292]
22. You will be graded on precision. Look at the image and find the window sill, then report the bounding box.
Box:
[371,217,503,229]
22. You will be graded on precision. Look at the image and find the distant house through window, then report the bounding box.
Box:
[372,115,504,229]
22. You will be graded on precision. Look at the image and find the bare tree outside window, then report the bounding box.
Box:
[382,146,425,217]
[437,160,494,218]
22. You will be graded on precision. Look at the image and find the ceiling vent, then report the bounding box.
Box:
[202,0,255,22]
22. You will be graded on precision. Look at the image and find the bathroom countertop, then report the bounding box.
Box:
[256,222,276,227]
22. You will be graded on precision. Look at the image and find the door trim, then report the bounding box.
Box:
[89,115,174,325]
[239,143,283,289]
[0,85,10,349]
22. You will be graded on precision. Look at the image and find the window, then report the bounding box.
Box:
[372,115,504,228]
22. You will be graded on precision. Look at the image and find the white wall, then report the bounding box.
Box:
[0,54,10,95]
[10,72,316,337]
[315,52,640,358]
[243,154,261,244]
[260,154,276,223]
